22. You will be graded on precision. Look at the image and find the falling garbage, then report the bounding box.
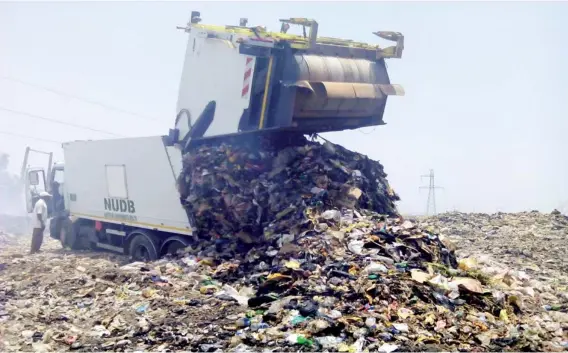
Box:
[177,136,399,245]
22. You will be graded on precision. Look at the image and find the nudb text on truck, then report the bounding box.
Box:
[103,198,138,222]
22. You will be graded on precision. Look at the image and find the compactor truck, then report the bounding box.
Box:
[22,12,404,261]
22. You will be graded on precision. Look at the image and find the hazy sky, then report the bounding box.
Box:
[1,1,567,215]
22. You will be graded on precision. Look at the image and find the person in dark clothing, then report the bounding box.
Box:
[52,182,64,212]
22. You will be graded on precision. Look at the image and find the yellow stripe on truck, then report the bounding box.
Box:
[259,55,274,129]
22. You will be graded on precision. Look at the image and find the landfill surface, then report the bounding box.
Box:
[1,139,567,352]
[417,211,568,292]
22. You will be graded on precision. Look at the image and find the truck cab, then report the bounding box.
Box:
[25,162,68,241]
[22,146,67,239]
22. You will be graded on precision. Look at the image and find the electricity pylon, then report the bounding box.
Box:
[419,169,443,216]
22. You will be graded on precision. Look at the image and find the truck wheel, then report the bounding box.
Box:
[128,232,159,262]
[62,223,93,250]
[160,236,192,256]
[59,219,74,249]
[50,217,62,240]
[75,225,96,250]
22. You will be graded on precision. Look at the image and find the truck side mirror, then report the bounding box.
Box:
[29,170,40,186]
[25,168,46,213]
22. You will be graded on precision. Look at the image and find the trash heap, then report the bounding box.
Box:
[417,211,568,292]
[177,136,399,244]
[416,211,568,352]
[1,140,565,352]
[168,138,558,352]
[3,217,556,352]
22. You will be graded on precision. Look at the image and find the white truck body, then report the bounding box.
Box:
[176,28,257,140]
[62,136,192,235]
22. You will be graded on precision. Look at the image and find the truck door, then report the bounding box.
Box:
[50,166,65,214]
[20,146,54,215]
[24,167,47,213]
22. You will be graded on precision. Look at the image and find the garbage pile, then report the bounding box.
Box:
[417,211,568,291]
[417,211,568,351]
[1,215,563,352]
[177,136,399,243]
[1,137,566,352]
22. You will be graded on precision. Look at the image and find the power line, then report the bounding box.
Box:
[0,130,61,144]
[0,75,162,123]
[419,169,444,216]
[0,106,123,137]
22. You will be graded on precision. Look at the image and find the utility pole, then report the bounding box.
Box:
[419,169,443,216]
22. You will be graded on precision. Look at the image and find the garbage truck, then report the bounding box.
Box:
[22,12,405,261]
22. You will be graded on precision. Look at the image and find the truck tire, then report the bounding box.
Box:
[49,217,61,240]
[59,218,74,248]
[74,225,96,250]
[128,231,159,262]
[62,223,93,250]
[160,235,192,256]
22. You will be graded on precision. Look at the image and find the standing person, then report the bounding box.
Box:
[51,182,64,212]
[30,191,51,254]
